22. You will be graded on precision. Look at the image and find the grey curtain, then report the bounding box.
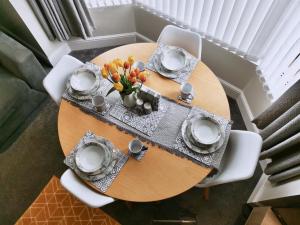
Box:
[253,80,300,184]
[28,0,95,41]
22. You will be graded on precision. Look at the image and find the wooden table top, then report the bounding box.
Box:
[58,43,230,202]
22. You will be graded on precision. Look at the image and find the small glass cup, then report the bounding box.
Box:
[128,139,144,154]
[92,95,107,112]
[180,82,194,100]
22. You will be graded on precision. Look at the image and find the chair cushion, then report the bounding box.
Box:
[15,176,120,225]
[0,67,46,148]
[0,68,26,126]
[0,32,46,91]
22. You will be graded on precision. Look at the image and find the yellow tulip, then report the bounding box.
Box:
[109,62,117,73]
[113,58,124,68]
[101,67,109,79]
[139,71,148,82]
[128,56,134,65]
[117,59,124,68]
[113,59,119,66]
[114,82,124,92]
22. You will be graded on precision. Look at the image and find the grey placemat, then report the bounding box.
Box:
[62,78,232,170]
[146,43,199,84]
[64,131,129,192]
[173,107,232,169]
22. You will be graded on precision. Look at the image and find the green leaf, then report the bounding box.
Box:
[106,87,116,96]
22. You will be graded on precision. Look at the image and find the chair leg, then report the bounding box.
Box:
[203,187,209,200]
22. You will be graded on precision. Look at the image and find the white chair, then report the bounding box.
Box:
[196,130,262,188]
[60,169,115,208]
[157,25,202,59]
[43,55,83,105]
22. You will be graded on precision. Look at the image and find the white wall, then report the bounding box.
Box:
[243,76,272,118]
[9,4,137,65]
[90,6,136,36]
[248,173,300,205]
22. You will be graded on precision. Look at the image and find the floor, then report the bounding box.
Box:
[0,47,261,225]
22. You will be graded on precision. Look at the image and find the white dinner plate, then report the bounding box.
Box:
[66,79,100,101]
[70,68,97,93]
[74,157,117,182]
[153,55,179,79]
[191,116,221,146]
[73,136,118,181]
[75,142,107,173]
[181,116,224,154]
[160,47,186,71]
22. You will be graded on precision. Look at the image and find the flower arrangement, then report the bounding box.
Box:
[100,56,148,98]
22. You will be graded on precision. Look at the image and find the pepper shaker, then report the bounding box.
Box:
[136,98,144,114]
[143,102,152,114]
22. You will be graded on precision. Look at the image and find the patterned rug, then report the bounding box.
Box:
[15,176,120,225]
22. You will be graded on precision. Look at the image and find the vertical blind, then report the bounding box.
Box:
[85,0,299,101]
[85,0,132,8]
[134,0,300,101]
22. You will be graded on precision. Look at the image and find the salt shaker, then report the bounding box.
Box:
[143,102,152,114]
[136,98,144,114]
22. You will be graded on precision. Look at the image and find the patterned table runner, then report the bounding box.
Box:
[62,65,232,170]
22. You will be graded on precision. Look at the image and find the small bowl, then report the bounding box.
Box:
[160,48,186,71]
[190,117,221,146]
[70,68,97,93]
[75,142,106,174]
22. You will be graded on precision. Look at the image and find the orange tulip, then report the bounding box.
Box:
[112,72,120,82]
[130,76,137,84]
[104,63,109,70]
[139,71,147,82]
[134,68,140,75]
[130,71,136,78]
[124,61,130,69]
[140,76,146,83]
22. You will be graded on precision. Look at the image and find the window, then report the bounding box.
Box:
[86,0,300,101]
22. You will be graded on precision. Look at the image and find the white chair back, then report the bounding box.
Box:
[43,55,83,105]
[157,25,202,59]
[60,169,115,208]
[197,130,262,187]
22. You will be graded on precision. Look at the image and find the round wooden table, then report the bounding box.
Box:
[58,43,230,202]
